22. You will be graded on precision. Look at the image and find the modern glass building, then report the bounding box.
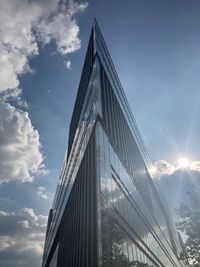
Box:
[42,20,185,267]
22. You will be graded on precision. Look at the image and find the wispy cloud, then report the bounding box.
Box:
[64,60,71,70]
[37,187,53,201]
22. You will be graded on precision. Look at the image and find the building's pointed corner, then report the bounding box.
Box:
[92,17,98,55]
[92,17,100,37]
[92,17,98,28]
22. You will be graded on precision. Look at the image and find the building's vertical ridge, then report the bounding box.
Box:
[67,21,96,158]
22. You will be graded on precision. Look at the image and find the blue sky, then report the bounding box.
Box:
[0,0,200,266]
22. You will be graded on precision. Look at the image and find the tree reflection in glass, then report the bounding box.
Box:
[102,212,152,267]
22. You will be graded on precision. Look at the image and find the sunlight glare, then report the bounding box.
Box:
[178,157,190,168]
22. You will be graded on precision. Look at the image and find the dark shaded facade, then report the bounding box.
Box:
[42,21,185,267]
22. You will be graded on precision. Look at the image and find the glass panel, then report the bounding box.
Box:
[49,244,59,267]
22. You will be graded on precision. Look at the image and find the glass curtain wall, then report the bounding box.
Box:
[96,123,183,267]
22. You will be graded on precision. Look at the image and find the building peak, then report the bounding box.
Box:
[92,17,98,27]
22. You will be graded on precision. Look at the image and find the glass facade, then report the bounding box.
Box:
[42,20,184,267]
[96,123,182,266]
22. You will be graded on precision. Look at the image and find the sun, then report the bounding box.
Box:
[178,157,190,168]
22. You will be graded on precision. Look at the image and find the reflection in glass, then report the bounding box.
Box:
[97,123,183,266]
[102,213,153,267]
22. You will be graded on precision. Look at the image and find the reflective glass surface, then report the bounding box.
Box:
[42,56,101,266]
[96,123,183,267]
[49,245,58,267]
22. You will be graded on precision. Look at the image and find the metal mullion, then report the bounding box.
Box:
[101,69,108,128]
[78,166,83,267]
[86,142,90,266]
[110,85,118,148]
[115,96,125,162]
[74,178,79,266]
[106,76,113,141]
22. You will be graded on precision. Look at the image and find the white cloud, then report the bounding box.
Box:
[190,161,200,172]
[0,0,88,96]
[0,208,47,267]
[0,0,38,94]
[37,187,48,200]
[154,159,200,177]
[0,101,46,184]
[36,7,86,55]
[64,60,71,70]
[154,159,175,177]
[0,0,88,184]
[37,186,53,200]
[154,158,200,218]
